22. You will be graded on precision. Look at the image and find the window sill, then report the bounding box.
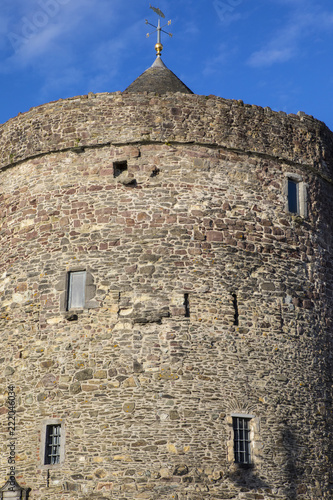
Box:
[40,462,64,470]
[234,463,253,470]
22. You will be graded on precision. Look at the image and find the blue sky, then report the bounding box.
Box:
[1,0,333,131]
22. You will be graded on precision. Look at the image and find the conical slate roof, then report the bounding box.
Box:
[124,56,193,94]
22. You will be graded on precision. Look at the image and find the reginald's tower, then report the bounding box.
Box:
[0,7,332,500]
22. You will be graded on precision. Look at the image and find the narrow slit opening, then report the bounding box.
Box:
[232,293,239,326]
[184,293,190,318]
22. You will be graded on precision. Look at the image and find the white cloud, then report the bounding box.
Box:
[202,43,236,77]
[0,0,140,113]
[39,66,85,98]
[183,21,200,36]
[0,0,126,85]
[2,0,119,63]
[248,2,333,68]
[248,46,295,68]
[34,12,143,97]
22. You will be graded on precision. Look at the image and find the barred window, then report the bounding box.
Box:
[67,271,86,310]
[233,416,251,464]
[44,424,61,465]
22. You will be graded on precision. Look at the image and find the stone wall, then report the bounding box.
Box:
[0,92,332,499]
[0,92,332,177]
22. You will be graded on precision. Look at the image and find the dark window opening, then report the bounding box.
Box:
[184,293,190,318]
[67,271,86,310]
[45,424,61,465]
[113,160,128,178]
[232,293,239,326]
[288,179,299,214]
[233,417,251,464]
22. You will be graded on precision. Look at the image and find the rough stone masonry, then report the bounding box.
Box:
[0,91,332,499]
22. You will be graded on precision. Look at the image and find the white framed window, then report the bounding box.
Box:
[285,173,307,217]
[67,270,86,310]
[56,268,98,314]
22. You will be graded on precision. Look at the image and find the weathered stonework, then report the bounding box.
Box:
[0,90,332,499]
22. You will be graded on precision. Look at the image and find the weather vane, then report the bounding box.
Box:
[145,4,172,57]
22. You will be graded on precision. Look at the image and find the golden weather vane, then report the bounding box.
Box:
[145,4,172,56]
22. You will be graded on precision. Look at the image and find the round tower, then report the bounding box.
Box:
[0,51,332,500]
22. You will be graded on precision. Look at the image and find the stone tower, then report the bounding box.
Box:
[0,46,332,500]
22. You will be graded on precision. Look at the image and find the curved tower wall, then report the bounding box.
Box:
[0,92,332,499]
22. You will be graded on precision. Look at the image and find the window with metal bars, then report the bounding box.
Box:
[44,424,61,465]
[233,416,251,464]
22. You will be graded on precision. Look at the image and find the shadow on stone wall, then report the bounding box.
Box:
[281,425,302,499]
[227,465,270,491]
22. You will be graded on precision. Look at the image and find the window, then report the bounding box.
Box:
[233,416,251,464]
[227,413,257,466]
[285,174,307,217]
[113,160,128,178]
[44,424,61,465]
[57,268,98,314]
[41,420,65,467]
[184,293,190,317]
[67,271,86,310]
[288,179,299,214]
[232,293,239,326]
